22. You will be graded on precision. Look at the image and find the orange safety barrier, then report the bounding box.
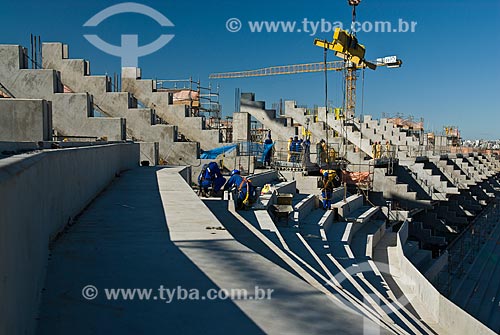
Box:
[341,171,371,185]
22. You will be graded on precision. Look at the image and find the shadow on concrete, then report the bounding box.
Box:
[203,200,297,277]
[37,167,266,335]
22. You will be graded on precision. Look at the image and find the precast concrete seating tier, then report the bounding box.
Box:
[434,157,473,189]
[227,178,436,333]
[229,191,433,334]
[0,44,125,141]
[240,93,297,148]
[119,66,222,150]
[372,168,433,209]
[283,101,336,145]
[402,160,460,199]
[321,114,374,158]
[42,43,198,164]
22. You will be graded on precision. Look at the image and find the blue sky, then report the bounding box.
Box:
[1,0,499,139]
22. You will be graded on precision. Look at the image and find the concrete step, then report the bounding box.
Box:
[293,194,316,223]
[332,194,364,218]
[344,206,380,224]
[323,117,374,158]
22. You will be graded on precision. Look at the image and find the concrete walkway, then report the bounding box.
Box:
[37,167,376,335]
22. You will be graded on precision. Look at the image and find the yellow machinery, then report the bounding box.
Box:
[313,28,375,70]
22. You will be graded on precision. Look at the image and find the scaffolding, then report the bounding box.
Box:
[155,77,221,123]
[443,126,461,147]
[205,116,232,143]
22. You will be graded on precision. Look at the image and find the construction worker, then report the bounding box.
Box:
[287,137,293,162]
[263,131,274,166]
[297,138,303,163]
[328,147,336,163]
[301,137,311,166]
[376,141,382,159]
[371,141,377,159]
[318,171,334,210]
[321,140,328,164]
[385,140,391,158]
[224,169,257,209]
[290,136,299,162]
[198,161,226,197]
[316,139,325,166]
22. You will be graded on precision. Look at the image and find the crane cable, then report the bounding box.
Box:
[351,5,357,35]
[361,67,365,119]
[324,46,329,170]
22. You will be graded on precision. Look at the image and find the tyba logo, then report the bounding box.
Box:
[83,2,174,67]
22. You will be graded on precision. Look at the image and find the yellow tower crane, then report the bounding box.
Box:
[210,0,402,121]
[208,55,402,119]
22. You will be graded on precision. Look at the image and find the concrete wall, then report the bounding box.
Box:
[387,221,495,335]
[424,250,448,282]
[0,143,139,335]
[320,209,336,234]
[247,170,279,187]
[0,99,52,141]
[366,224,386,258]
[240,94,296,149]
[232,112,251,142]
[139,142,159,166]
[0,141,41,153]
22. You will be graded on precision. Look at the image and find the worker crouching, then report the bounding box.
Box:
[198,162,226,197]
[319,171,334,210]
[318,170,341,210]
[224,169,258,210]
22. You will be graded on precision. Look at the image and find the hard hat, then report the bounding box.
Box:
[323,171,329,177]
[231,169,240,176]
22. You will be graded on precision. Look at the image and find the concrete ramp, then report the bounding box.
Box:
[38,167,376,334]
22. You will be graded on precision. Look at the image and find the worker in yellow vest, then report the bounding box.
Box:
[385,140,391,158]
[376,141,382,159]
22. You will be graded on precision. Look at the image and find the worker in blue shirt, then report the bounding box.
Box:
[198,161,226,197]
[224,169,257,209]
[263,131,274,166]
[290,136,299,162]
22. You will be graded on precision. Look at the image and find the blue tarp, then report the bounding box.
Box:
[259,143,275,162]
[200,144,238,159]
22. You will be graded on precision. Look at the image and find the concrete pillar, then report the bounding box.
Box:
[232,112,251,142]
